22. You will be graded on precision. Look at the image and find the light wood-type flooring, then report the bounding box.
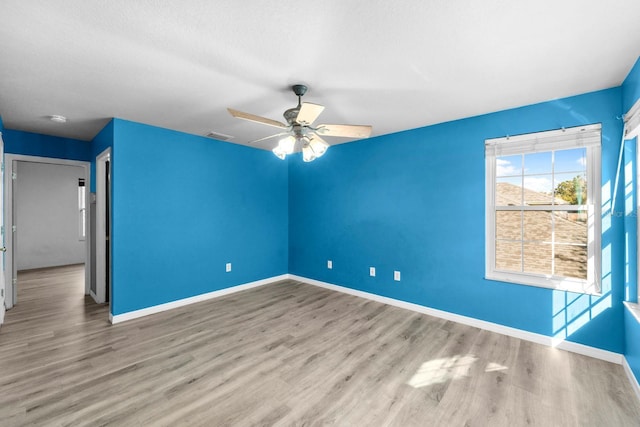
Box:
[1,265,639,426]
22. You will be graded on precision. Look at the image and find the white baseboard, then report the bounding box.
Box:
[623,357,640,402]
[110,274,289,324]
[288,274,624,365]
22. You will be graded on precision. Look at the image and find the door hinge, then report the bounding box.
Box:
[12,225,16,233]
[1,289,3,298]
[1,162,4,173]
[12,278,16,285]
[11,172,16,180]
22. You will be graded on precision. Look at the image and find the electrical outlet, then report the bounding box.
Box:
[394,271,401,281]
[226,263,232,272]
[369,267,376,277]
[327,260,333,269]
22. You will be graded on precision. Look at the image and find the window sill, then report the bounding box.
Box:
[624,302,640,324]
[485,272,600,295]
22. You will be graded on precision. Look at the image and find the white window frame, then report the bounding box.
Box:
[485,124,601,295]
[627,97,640,303]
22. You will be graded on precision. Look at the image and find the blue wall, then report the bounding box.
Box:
[2,129,91,161]
[289,87,625,353]
[90,120,114,192]
[622,56,640,385]
[110,119,288,314]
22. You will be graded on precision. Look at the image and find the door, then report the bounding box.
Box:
[0,134,5,325]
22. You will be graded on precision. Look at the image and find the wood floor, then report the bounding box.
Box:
[1,265,639,426]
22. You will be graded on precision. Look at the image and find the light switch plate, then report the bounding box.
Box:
[226,263,232,272]
[369,267,376,277]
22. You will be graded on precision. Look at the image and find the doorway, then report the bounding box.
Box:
[3,155,91,310]
[95,148,111,314]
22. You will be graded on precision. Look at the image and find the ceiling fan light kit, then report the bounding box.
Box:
[228,84,372,162]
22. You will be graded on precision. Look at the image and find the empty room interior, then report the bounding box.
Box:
[2,1,640,425]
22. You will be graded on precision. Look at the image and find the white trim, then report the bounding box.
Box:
[95,148,110,306]
[4,154,91,308]
[485,124,601,156]
[623,357,640,402]
[289,274,623,365]
[110,274,289,324]
[625,301,640,323]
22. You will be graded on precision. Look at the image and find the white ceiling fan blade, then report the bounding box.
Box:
[296,102,325,125]
[248,132,289,144]
[316,124,372,138]
[228,108,287,129]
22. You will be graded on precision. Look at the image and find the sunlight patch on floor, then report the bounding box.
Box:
[407,355,478,388]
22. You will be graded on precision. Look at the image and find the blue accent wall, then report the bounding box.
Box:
[110,119,288,315]
[90,120,114,192]
[289,87,625,353]
[623,57,640,113]
[622,56,640,387]
[2,129,91,161]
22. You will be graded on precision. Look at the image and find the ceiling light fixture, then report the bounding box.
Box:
[49,115,67,123]
[228,84,372,162]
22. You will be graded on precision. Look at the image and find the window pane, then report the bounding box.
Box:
[554,244,587,279]
[496,155,522,177]
[555,148,586,174]
[554,173,587,205]
[554,210,587,244]
[524,152,552,175]
[496,241,522,272]
[496,211,521,240]
[496,178,522,206]
[523,174,553,205]
[523,243,552,275]
[523,211,552,242]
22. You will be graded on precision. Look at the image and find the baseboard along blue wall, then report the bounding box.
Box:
[110,119,289,315]
[289,87,626,354]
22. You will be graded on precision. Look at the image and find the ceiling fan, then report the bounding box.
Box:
[228,84,372,162]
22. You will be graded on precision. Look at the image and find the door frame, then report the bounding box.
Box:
[3,155,91,309]
[95,148,111,309]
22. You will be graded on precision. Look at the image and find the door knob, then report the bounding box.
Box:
[0,247,6,252]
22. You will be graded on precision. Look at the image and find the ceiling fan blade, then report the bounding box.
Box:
[296,102,325,125]
[228,108,287,129]
[248,132,289,144]
[316,124,372,138]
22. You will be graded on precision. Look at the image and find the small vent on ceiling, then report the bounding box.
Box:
[205,131,233,141]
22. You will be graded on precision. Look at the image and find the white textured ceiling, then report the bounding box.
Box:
[1,0,639,149]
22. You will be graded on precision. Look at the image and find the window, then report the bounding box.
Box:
[627,98,640,303]
[78,178,86,241]
[485,124,601,294]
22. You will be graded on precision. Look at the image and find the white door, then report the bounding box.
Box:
[0,133,5,325]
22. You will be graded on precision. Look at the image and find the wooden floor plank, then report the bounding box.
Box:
[0,265,639,426]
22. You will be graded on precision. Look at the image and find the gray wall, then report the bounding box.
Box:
[16,161,86,270]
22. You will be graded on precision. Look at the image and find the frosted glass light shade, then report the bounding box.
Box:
[302,145,316,162]
[272,144,286,160]
[309,137,329,158]
[279,136,296,154]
